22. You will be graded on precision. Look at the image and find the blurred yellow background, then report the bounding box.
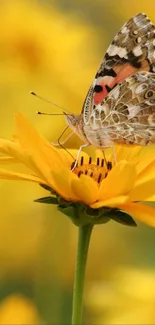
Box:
[1,0,155,324]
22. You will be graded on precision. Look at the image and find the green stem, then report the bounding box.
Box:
[72,225,93,325]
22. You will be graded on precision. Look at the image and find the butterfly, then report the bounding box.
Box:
[64,13,155,160]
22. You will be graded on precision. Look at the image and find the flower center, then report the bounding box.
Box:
[71,156,112,184]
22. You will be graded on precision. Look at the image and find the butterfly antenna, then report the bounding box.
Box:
[36,111,66,116]
[30,91,72,114]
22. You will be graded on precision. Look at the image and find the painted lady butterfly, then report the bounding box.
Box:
[65,13,155,157]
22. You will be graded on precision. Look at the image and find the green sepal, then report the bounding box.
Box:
[110,209,137,227]
[58,202,136,227]
[58,202,111,226]
[34,196,58,204]
[85,206,110,224]
[58,204,78,224]
[39,183,56,195]
[35,191,137,227]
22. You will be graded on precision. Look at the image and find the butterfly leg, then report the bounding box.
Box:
[102,145,117,167]
[102,150,108,167]
[112,145,117,164]
[51,126,75,161]
[51,132,74,146]
[71,143,90,171]
[105,145,117,164]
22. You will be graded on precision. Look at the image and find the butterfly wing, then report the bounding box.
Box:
[88,71,155,146]
[83,13,155,125]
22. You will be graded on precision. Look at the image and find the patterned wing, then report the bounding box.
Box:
[83,13,155,125]
[89,71,155,146]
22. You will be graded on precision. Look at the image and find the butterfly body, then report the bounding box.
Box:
[65,13,155,149]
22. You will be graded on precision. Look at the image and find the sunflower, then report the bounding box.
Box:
[1,113,155,227]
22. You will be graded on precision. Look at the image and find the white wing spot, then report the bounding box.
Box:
[121,26,128,34]
[137,37,141,43]
[133,45,143,57]
[108,45,128,58]
[96,104,103,113]
[135,83,148,94]
[113,87,120,100]
[108,45,120,56]
[128,105,141,118]
[118,47,127,58]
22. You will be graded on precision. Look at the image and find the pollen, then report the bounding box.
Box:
[71,156,112,184]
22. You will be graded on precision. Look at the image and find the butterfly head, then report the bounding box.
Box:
[64,112,80,132]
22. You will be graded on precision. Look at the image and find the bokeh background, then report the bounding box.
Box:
[1,0,155,324]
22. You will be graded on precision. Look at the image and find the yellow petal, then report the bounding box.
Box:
[147,196,155,201]
[50,169,78,201]
[113,145,142,163]
[134,157,155,201]
[0,157,20,164]
[0,139,24,162]
[15,114,71,186]
[71,174,98,205]
[99,161,136,201]
[135,150,155,176]
[0,139,42,176]
[90,195,129,208]
[15,114,64,170]
[119,203,155,227]
[57,148,75,167]
[26,154,60,191]
[129,176,155,201]
[0,168,46,184]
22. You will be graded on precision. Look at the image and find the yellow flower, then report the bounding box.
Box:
[0,294,42,324]
[86,266,155,324]
[1,113,155,227]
